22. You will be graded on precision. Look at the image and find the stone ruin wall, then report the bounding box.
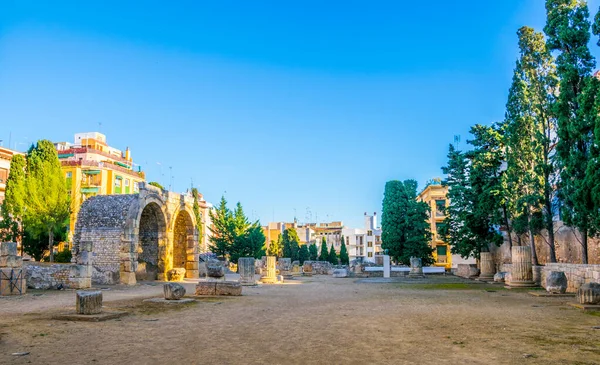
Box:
[491,221,600,267]
[25,262,90,289]
[73,194,138,285]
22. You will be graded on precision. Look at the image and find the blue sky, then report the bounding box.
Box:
[2,1,600,228]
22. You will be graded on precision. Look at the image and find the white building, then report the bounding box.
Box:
[341,213,382,263]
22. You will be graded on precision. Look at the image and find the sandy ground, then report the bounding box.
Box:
[0,275,599,365]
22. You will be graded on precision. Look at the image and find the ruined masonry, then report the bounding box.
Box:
[72,183,208,285]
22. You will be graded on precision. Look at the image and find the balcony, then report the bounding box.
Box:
[62,159,145,179]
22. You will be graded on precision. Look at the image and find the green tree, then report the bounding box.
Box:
[208,196,235,258]
[267,235,283,257]
[545,0,596,263]
[24,140,70,262]
[503,26,559,263]
[281,228,300,261]
[318,237,328,261]
[328,244,338,265]
[148,181,164,190]
[308,243,318,261]
[230,221,266,263]
[298,244,309,264]
[381,180,433,265]
[339,239,349,265]
[0,154,26,243]
[22,224,68,262]
[465,125,505,256]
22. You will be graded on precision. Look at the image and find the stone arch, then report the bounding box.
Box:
[136,202,168,281]
[172,209,194,273]
[73,183,200,285]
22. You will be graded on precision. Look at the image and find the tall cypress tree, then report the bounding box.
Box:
[503,26,560,263]
[328,244,338,265]
[381,180,433,265]
[298,244,309,264]
[545,0,596,263]
[191,188,203,251]
[281,228,300,261]
[308,243,318,261]
[339,239,349,265]
[208,196,234,258]
[318,237,328,261]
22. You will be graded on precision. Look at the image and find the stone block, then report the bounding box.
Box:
[0,255,22,268]
[546,271,568,294]
[0,268,26,295]
[577,283,600,305]
[120,272,137,285]
[185,269,199,279]
[163,282,186,300]
[206,264,225,278]
[76,290,103,315]
[493,272,507,283]
[215,281,242,296]
[332,269,348,278]
[195,282,216,295]
[0,242,17,256]
[167,268,186,281]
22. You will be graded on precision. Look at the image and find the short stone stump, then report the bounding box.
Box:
[76,290,103,315]
[163,282,186,300]
[143,298,196,304]
[195,281,242,296]
[260,276,280,284]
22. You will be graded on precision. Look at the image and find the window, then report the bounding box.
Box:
[124,179,130,186]
[367,230,373,236]
[65,171,72,179]
[437,245,447,256]
[134,182,140,193]
[435,200,446,217]
[368,242,373,248]
[368,252,373,257]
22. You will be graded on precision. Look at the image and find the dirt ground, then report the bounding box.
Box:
[0,275,599,365]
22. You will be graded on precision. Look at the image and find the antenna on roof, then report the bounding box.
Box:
[453,135,461,149]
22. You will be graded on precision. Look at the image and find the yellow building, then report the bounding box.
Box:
[417,179,451,268]
[55,132,146,237]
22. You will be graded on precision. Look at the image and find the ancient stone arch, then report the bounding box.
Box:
[72,183,202,285]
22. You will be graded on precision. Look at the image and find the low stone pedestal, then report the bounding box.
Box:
[76,291,103,315]
[164,282,186,300]
[577,283,600,304]
[195,281,242,296]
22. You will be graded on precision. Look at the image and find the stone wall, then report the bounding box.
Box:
[25,262,91,289]
[540,263,600,293]
[492,221,600,266]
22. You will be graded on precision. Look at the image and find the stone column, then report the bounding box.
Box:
[70,241,93,289]
[478,252,495,281]
[383,255,390,278]
[260,256,278,283]
[408,257,423,278]
[508,246,536,287]
[238,257,256,286]
[120,239,137,285]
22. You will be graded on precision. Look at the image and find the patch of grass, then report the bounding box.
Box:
[585,311,600,317]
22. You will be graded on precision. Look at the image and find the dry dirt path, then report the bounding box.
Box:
[0,275,599,364]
